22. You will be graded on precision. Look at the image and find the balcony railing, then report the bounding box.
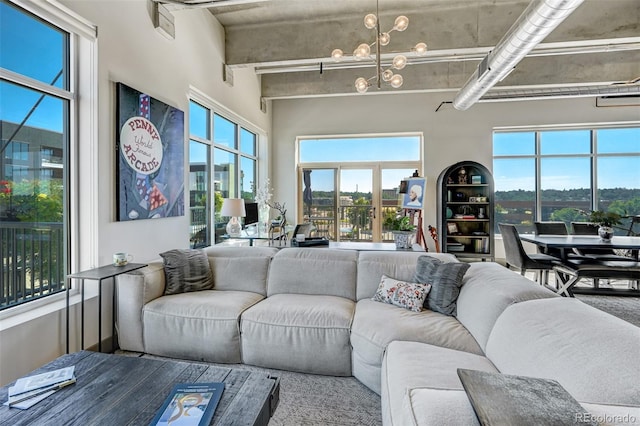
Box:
[308,205,400,241]
[1,222,65,310]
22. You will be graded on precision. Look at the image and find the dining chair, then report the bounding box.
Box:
[534,221,568,258]
[499,223,561,285]
[534,221,568,236]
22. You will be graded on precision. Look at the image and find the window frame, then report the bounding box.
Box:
[493,123,640,233]
[188,88,265,246]
[0,0,98,316]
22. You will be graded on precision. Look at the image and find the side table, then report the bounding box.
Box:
[66,263,147,353]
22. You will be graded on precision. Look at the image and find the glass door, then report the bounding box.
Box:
[339,169,374,241]
[301,167,418,242]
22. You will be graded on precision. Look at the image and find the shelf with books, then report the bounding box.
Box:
[438,161,494,261]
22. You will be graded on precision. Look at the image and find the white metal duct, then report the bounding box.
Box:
[478,82,640,102]
[452,0,585,111]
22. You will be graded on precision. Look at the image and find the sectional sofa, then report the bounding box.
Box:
[116,246,640,425]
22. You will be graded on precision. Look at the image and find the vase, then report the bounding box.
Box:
[392,231,414,250]
[258,204,271,234]
[598,225,614,241]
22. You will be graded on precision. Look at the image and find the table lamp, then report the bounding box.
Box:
[220,198,246,236]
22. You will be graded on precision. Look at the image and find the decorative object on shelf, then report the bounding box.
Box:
[457,167,467,184]
[447,222,459,234]
[471,175,482,184]
[454,191,466,202]
[220,198,246,237]
[401,177,426,209]
[331,0,427,93]
[478,208,486,219]
[589,210,621,241]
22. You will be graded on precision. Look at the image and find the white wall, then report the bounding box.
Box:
[271,93,639,254]
[0,0,268,386]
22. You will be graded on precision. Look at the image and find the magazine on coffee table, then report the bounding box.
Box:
[5,366,76,409]
[150,382,224,426]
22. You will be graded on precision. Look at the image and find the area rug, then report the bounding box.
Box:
[576,294,640,327]
[132,353,382,426]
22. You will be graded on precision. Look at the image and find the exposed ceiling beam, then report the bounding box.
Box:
[252,37,640,75]
[154,0,269,11]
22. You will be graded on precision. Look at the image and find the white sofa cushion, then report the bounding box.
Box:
[356,252,458,301]
[203,246,277,296]
[241,293,355,376]
[143,289,264,363]
[381,340,498,426]
[486,298,640,406]
[456,262,557,351]
[267,248,358,299]
[352,299,484,394]
[402,389,480,426]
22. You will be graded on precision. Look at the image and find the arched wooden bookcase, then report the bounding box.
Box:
[437,161,494,261]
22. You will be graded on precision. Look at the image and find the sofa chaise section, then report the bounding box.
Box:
[382,297,640,426]
[240,248,358,376]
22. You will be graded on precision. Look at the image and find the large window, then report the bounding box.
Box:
[493,126,640,234]
[188,99,259,247]
[297,135,422,242]
[0,0,75,310]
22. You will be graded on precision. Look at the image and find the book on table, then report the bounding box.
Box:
[150,382,225,426]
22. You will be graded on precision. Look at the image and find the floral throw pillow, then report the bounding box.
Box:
[372,275,432,312]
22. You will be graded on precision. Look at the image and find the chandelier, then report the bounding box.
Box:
[331,1,427,93]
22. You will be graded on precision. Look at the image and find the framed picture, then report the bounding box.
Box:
[471,175,483,184]
[402,177,426,209]
[447,222,459,234]
[116,83,185,221]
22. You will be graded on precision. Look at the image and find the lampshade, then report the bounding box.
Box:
[220,198,246,218]
[220,198,246,237]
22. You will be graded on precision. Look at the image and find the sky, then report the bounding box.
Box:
[1,1,66,133]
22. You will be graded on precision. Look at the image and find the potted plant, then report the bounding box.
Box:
[589,210,621,241]
[384,214,416,249]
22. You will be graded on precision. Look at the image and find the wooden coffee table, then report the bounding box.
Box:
[0,351,279,425]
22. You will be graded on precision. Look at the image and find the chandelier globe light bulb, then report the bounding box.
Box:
[382,69,394,82]
[390,74,404,88]
[392,55,407,70]
[414,42,428,55]
[393,16,409,31]
[364,13,377,29]
[354,43,371,60]
[331,49,344,61]
[379,32,390,46]
[355,77,369,93]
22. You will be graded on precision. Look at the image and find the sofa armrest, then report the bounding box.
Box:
[115,262,165,352]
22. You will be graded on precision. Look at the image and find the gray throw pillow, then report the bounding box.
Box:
[160,249,214,295]
[413,256,470,316]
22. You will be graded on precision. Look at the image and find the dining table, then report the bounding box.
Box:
[518,234,640,296]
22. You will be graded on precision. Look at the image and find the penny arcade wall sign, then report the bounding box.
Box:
[116,83,184,221]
